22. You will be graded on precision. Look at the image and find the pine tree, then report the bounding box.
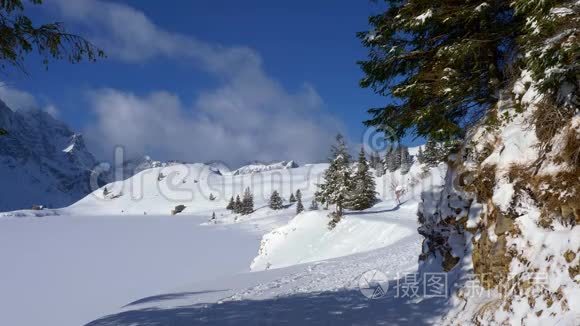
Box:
[241,187,254,215]
[369,152,381,170]
[416,147,425,164]
[0,1,104,73]
[226,196,235,210]
[513,0,578,107]
[210,212,216,223]
[374,158,385,177]
[384,150,392,172]
[400,147,413,175]
[359,1,521,141]
[384,149,400,173]
[368,152,375,169]
[289,193,297,203]
[393,147,402,170]
[209,193,216,201]
[234,195,242,214]
[296,195,304,214]
[349,148,378,210]
[423,138,440,167]
[269,190,284,210]
[315,134,352,228]
[309,200,319,211]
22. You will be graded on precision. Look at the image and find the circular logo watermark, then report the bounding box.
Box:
[362,124,399,155]
[357,269,389,299]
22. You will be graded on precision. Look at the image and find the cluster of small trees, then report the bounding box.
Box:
[416,139,458,167]
[316,134,377,229]
[226,187,254,215]
[368,146,413,176]
[367,139,459,174]
[269,189,305,214]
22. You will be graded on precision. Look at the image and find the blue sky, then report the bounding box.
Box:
[1,0,421,165]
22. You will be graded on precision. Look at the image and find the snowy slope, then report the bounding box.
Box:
[1,148,453,326]
[86,223,440,326]
[0,99,101,211]
[46,162,327,217]
[251,163,447,270]
[250,202,418,270]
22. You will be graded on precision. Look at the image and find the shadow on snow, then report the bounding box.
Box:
[87,280,451,326]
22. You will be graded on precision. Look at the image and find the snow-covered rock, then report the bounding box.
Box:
[109,155,184,181]
[417,72,580,325]
[233,160,299,175]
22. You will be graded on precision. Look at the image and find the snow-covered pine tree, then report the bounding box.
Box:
[349,147,378,210]
[359,0,519,141]
[241,187,254,215]
[374,157,385,177]
[315,134,352,228]
[393,146,402,170]
[383,150,392,172]
[400,146,413,175]
[269,190,284,210]
[423,138,440,167]
[369,152,380,170]
[289,193,296,203]
[209,193,216,201]
[234,195,242,214]
[513,0,578,110]
[226,196,234,210]
[296,195,304,214]
[384,149,399,172]
[309,200,319,210]
[295,189,302,201]
[416,147,425,164]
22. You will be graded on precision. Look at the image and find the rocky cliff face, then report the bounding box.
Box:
[0,100,101,211]
[417,73,579,324]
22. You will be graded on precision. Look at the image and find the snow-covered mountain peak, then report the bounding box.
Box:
[0,99,100,211]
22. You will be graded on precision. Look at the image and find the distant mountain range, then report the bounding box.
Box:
[0,99,301,212]
[0,99,100,211]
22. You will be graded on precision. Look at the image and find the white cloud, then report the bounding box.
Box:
[0,84,59,117]
[49,0,261,75]
[86,83,340,166]
[45,0,344,165]
[43,104,60,117]
[0,84,38,110]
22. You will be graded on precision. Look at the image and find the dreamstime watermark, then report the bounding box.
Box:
[362,123,399,155]
[86,145,329,204]
[81,123,457,206]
